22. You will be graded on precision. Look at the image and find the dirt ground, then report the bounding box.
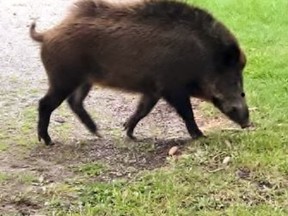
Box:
[0,0,230,215]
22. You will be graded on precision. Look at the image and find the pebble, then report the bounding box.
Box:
[168,146,179,156]
[222,156,231,165]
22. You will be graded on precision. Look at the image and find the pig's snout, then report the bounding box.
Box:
[213,96,250,128]
[227,103,250,128]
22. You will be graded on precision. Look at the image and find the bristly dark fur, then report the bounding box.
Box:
[129,0,220,40]
[71,0,214,25]
[132,0,214,24]
[68,0,233,44]
[134,0,235,45]
[69,0,113,18]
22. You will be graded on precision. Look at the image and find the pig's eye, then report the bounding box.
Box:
[241,92,245,97]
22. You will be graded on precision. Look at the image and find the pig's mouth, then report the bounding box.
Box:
[226,108,250,128]
[212,97,250,128]
[240,122,252,129]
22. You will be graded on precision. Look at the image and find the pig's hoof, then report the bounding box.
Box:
[46,140,55,146]
[38,135,55,146]
[127,135,137,141]
[43,137,54,146]
[123,121,129,130]
[43,136,53,145]
[94,131,103,139]
[190,131,205,140]
[38,133,54,145]
[123,122,137,140]
[126,131,137,140]
[38,129,54,146]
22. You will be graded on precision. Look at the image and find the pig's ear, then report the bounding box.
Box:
[222,43,240,67]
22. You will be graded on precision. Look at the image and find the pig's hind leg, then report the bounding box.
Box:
[67,83,102,138]
[38,86,76,145]
[124,94,159,139]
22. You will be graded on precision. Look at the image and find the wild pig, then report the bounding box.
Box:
[30,0,250,145]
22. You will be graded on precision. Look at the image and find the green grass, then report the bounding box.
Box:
[0,172,10,183]
[0,171,37,185]
[75,162,108,177]
[35,0,288,215]
[0,93,73,151]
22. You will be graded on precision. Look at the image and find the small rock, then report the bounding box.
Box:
[236,168,250,179]
[38,175,44,183]
[257,180,273,190]
[168,146,179,156]
[54,117,65,124]
[222,156,231,165]
[42,186,47,193]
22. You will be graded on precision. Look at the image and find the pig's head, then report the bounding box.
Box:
[188,42,250,128]
[209,43,250,128]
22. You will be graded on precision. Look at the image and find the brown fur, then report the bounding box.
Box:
[30,0,249,145]
[70,0,114,18]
